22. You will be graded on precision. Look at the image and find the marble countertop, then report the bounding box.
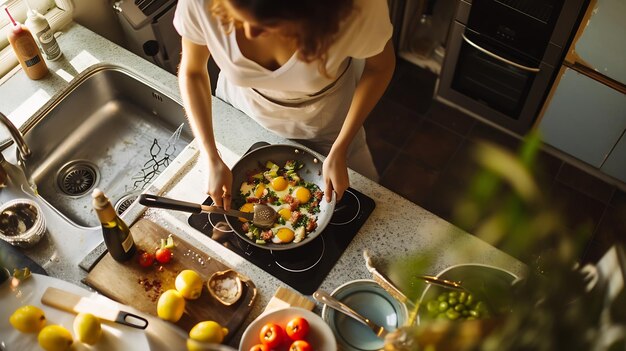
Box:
[0,23,527,349]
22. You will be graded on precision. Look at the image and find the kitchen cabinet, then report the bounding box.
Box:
[601,132,626,182]
[538,67,626,168]
[537,0,626,183]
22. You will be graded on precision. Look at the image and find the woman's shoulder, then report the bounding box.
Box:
[331,0,393,58]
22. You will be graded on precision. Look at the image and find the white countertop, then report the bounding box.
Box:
[0,23,526,349]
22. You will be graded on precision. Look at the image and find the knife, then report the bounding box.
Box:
[41,287,148,329]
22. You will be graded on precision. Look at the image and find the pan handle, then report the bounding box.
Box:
[138,194,202,214]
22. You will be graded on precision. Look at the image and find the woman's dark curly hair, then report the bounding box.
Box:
[210,0,355,76]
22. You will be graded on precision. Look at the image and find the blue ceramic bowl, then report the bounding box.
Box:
[321,279,408,351]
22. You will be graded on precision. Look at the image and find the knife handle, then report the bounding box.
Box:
[115,311,149,329]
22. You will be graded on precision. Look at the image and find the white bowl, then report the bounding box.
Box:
[239,307,336,351]
[321,279,409,351]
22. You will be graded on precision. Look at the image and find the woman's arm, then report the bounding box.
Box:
[324,39,396,201]
[178,37,233,210]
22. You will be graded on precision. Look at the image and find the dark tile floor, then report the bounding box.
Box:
[364,59,626,265]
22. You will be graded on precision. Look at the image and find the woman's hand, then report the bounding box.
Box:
[205,156,234,210]
[323,149,349,202]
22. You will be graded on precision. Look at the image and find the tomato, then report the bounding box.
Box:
[259,322,285,349]
[286,317,310,341]
[137,250,154,267]
[155,247,172,264]
[289,340,312,351]
[249,344,269,351]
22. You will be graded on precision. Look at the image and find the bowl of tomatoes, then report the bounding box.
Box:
[239,307,336,351]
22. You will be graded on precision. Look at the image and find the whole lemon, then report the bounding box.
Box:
[157,289,185,322]
[9,305,46,333]
[189,321,228,344]
[73,312,102,345]
[175,270,204,300]
[38,325,73,351]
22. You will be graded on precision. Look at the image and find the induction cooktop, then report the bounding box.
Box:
[188,142,375,294]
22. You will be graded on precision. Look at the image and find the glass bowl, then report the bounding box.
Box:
[0,199,46,247]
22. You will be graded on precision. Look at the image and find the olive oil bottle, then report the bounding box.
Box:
[92,188,136,262]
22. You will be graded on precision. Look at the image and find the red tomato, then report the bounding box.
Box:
[155,247,172,264]
[137,250,154,267]
[249,345,269,351]
[259,322,285,349]
[286,317,310,341]
[289,340,312,351]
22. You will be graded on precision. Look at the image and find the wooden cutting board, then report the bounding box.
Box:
[83,218,257,340]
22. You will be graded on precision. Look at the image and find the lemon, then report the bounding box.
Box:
[9,305,46,333]
[73,312,102,345]
[175,270,204,300]
[189,321,228,344]
[157,289,185,322]
[38,325,73,351]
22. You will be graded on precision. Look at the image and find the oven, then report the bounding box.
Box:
[436,0,587,134]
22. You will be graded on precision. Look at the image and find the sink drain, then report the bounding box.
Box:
[56,161,99,196]
[115,193,138,215]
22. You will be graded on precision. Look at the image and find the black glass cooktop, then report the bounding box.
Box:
[187,143,375,295]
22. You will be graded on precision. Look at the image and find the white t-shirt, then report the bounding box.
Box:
[173,0,392,142]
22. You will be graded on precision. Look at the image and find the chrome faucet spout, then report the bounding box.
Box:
[0,112,31,161]
[0,112,36,193]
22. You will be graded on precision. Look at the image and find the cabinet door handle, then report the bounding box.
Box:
[462,33,541,73]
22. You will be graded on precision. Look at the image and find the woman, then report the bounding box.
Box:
[173,0,395,210]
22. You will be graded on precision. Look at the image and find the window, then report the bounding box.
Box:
[0,0,73,77]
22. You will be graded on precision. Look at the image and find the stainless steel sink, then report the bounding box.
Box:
[21,65,193,227]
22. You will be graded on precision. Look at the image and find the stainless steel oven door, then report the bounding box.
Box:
[436,21,556,134]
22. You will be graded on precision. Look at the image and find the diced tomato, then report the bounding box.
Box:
[289,200,301,211]
[306,218,317,232]
[290,211,302,224]
[260,230,274,241]
[314,190,323,200]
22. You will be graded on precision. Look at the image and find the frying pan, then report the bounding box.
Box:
[227,144,336,250]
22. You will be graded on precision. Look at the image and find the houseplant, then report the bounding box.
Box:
[383,131,626,351]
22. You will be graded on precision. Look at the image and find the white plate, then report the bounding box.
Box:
[239,307,336,351]
[0,273,150,350]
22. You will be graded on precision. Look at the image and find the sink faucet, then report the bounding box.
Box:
[0,112,35,191]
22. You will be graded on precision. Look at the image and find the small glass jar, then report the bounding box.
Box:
[0,199,46,248]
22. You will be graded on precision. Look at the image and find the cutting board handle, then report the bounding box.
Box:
[115,311,149,329]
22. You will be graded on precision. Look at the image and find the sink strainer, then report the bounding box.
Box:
[56,161,99,196]
[115,193,138,215]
